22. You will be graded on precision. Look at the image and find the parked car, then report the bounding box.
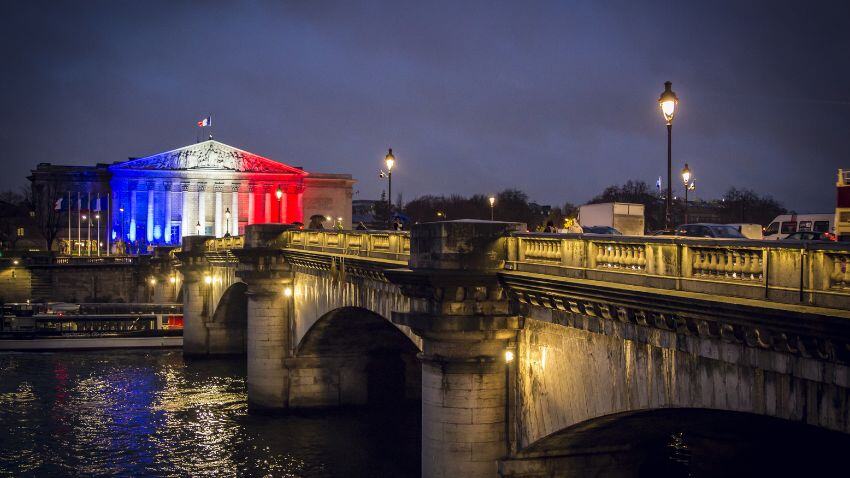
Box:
[781,231,837,242]
[582,226,622,235]
[727,223,764,240]
[675,224,747,239]
[763,214,834,240]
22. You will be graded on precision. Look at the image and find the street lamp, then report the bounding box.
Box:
[384,148,395,213]
[488,195,496,221]
[658,81,679,229]
[681,163,695,224]
[275,186,283,201]
[436,211,446,220]
[196,220,202,236]
[224,208,231,237]
[95,213,100,257]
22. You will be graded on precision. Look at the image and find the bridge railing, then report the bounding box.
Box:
[204,235,245,252]
[506,233,850,309]
[48,255,149,266]
[283,229,410,262]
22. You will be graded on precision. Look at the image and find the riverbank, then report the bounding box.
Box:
[0,335,182,351]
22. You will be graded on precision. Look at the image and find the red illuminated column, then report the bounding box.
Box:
[279,185,287,223]
[264,187,271,223]
[286,188,304,223]
[247,184,255,225]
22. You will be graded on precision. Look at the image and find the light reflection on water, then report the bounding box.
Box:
[0,350,419,477]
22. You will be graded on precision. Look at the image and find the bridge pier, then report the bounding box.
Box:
[391,220,525,478]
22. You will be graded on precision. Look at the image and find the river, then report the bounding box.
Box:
[0,350,419,477]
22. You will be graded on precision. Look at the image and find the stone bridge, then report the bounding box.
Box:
[166,221,850,477]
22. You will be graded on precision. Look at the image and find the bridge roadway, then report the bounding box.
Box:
[156,221,850,477]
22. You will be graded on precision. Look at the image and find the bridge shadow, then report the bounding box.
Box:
[504,408,850,477]
[291,306,421,408]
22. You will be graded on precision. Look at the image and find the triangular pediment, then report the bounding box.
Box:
[110,140,307,175]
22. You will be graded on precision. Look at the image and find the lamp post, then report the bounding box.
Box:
[658,81,679,229]
[95,213,101,256]
[681,163,695,224]
[384,148,395,214]
[488,195,496,221]
[275,186,283,224]
[82,214,90,256]
[196,221,202,236]
[224,208,231,238]
[119,207,125,254]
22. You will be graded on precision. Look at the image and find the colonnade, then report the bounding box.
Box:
[113,179,304,244]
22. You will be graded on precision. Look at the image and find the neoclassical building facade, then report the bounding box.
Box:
[31,139,355,250]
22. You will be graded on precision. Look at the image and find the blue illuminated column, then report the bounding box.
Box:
[165,183,173,244]
[146,183,154,243]
[129,188,137,242]
[214,185,223,238]
[181,182,190,241]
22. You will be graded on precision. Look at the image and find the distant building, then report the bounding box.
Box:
[352,199,380,225]
[29,140,355,253]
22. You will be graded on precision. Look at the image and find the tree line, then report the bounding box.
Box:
[397,180,788,232]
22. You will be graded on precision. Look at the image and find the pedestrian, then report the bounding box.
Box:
[544,220,557,233]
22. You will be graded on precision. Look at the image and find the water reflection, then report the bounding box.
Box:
[0,350,419,477]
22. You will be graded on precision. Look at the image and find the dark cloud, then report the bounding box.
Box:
[1,0,848,212]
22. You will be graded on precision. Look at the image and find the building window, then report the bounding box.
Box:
[16,227,24,237]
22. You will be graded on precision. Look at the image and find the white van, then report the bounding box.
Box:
[727,223,763,240]
[763,214,834,240]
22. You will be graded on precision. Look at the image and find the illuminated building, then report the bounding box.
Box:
[30,139,354,252]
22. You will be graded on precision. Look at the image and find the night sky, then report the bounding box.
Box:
[2,0,848,212]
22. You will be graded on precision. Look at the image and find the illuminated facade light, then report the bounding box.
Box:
[504,350,515,363]
[283,286,293,297]
[204,275,213,285]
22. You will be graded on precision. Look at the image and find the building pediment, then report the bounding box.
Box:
[110,140,307,175]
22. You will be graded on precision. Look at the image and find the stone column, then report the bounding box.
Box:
[231,184,240,235]
[181,182,190,241]
[197,183,206,235]
[177,235,214,357]
[165,183,173,244]
[390,221,524,478]
[214,185,223,238]
[129,188,137,242]
[146,183,155,243]
[279,185,287,223]
[264,186,272,223]
[247,184,255,225]
[235,224,296,410]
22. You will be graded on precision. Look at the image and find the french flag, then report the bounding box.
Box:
[197,115,211,127]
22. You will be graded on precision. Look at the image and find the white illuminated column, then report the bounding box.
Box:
[197,185,206,235]
[214,187,223,238]
[231,184,240,235]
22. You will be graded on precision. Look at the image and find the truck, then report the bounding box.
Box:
[578,202,645,236]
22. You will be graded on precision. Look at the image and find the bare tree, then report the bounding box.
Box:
[26,181,63,252]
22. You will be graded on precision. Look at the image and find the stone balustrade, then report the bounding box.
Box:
[507,233,850,309]
[283,229,410,262]
[171,229,850,310]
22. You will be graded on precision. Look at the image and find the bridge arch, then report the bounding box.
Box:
[502,408,850,477]
[204,280,247,355]
[287,306,421,408]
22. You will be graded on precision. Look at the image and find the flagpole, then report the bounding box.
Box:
[106,193,111,256]
[77,191,81,256]
[87,191,92,256]
[96,193,101,257]
[67,191,71,256]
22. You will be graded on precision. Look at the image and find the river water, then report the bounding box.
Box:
[0,350,419,478]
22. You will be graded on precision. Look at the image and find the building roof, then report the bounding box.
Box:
[109,140,308,175]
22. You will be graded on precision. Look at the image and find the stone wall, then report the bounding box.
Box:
[0,264,32,303]
[514,311,850,452]
[27,264,148,303]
